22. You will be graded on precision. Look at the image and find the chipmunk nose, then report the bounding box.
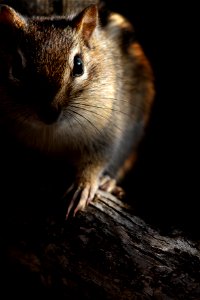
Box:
[39,103,62,125]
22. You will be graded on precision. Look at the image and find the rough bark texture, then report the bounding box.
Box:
[1,190,200,300]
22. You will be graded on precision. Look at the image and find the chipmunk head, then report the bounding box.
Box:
[0,4,114,151]
[0,4,99,124]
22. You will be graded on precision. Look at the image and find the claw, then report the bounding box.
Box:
[65,186,81,219]
[99,175,125,198]
[86,184,97,206]
[99,175,117,193]
[65,179,99,219]
[62,183,75,200]
[73,185,90,216]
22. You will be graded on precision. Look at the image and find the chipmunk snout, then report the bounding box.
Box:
[38,103,62,125]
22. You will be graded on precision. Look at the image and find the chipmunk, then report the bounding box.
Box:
[0,4,154,218]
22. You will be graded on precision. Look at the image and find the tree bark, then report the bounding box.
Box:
[1,190,200,300]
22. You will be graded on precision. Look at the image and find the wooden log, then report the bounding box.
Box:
[1,189,200,299]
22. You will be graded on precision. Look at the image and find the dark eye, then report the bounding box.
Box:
[73,54,84,77]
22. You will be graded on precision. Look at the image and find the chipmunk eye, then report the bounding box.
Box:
[73,54,84,77]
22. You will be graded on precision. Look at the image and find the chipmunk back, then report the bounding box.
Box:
[0,4,154,217]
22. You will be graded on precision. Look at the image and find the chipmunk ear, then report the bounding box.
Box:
[74,5,98,42]
[0,5,26,29]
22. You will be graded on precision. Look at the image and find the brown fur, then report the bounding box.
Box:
[0,4,155,216]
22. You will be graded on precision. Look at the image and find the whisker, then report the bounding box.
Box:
[71,95,143,109]
[70,98,142,116]
[67,108,102,136]
[70,102,132,118]
[65,109,89,140]
[70,102,127,130]
[69,104,111,119]
[63,110,74,133]
[68,104,124,132]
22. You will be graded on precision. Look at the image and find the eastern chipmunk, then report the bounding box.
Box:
[0,4,154,217]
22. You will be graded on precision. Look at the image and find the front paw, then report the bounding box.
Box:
[64,179,99,219]
[99,175,125,199]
